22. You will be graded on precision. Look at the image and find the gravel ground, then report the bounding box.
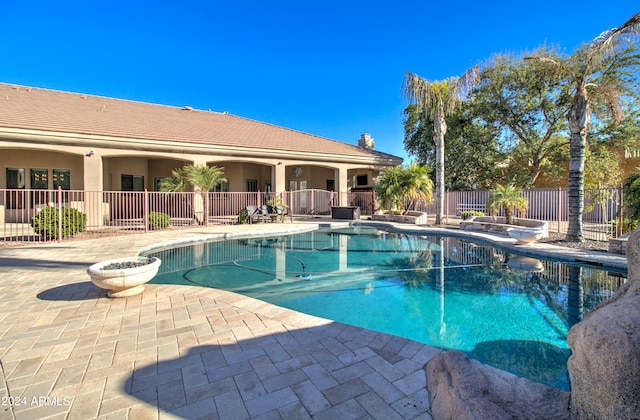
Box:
[538,232,609,252]
[442,221,611,252]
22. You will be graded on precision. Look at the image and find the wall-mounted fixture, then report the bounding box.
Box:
[85,150,94,157]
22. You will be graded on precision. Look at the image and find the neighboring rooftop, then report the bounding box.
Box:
[0,83,401,162]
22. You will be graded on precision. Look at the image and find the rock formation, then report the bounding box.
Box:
[425,350,570,419]
[567,228,640,419]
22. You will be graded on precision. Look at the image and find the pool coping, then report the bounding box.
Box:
[142,220,627,272]
[355,221,628,272]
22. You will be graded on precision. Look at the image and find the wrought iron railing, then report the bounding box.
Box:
[0,187,627,244]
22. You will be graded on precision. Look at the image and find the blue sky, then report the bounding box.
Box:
[0,1,637,161]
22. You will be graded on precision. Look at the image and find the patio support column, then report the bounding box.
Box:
[191,158,208,224]
[335,166,348,206]
[84,153,102,192]
[83,153,104,228]
[273,162,286,193]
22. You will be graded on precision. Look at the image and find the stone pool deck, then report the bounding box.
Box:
[0,221,627,419]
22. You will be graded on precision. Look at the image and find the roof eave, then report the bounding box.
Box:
[0,127,403,166]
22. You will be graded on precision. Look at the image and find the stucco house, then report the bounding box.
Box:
[0,83,402,225]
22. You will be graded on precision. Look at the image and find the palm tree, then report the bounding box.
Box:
[403,163,434,211]
[377,165,408,213]
[159,164,226,193]
[525,13,640,241]
[158,167,189,192]
[404,68,479,225]
[486,184,528,225]
[376,164,433,214]
[158,164,226,223]
[186,164,226,223]
[184,164,226,193]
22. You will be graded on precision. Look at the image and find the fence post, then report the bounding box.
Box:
[311,190,315,215]
[445,191,449,225]
[618,185,624,238]
[144,189,148,233]
[557,187,562,234]
[205,192,209,227]
[57,186,62,243]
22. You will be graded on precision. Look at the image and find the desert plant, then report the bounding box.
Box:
[148,212,171,230]
[31,205,86,240]
[486,184,528,225]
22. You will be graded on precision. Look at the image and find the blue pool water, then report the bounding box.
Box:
[146,226,626,390]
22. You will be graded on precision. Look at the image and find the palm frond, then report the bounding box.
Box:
[590,12,640,51]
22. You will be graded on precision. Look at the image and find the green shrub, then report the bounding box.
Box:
[31,205,86,240]
[148,212,171,230]
[609,218,638,237]
[460,210,485,220]
[238,208,249,224]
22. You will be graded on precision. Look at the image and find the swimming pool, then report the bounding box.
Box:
[146,226,626,390]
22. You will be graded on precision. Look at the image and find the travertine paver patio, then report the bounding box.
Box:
[0,223,442,420]
[0,221,627,419]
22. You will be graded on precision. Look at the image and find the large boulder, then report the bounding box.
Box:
[567,228,640,419]
[425,350,570,419]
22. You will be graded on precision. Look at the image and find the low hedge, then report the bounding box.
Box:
[31,206,86,240]
[148,212,171,230]
[460,210,485,220]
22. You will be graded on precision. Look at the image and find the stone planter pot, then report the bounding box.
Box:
[506,227,544,245]
[87,256,161,298]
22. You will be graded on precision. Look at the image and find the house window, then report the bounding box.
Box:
[246,179,258,192]
[6,168,25,189]
[31,168,49,189]
[213,180,229,192]
[30,168,50,207]
[356,174,368,186]
[122,175,144,191]
[5,168,25,209]
[52,169,71,190]
[154,177,170,192]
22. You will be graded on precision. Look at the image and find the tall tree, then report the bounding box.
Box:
[471,52,572,187]
[526,13,640,241]
[403,103,503,190]
[404,68,478,224]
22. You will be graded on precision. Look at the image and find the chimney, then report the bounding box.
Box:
[358,133,374,150]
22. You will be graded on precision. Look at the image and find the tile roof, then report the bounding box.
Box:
[0,83,401,162]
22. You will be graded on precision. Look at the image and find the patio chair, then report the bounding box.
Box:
[275,205,292,223]
[245,205,267,224]
[261,204,292,223]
